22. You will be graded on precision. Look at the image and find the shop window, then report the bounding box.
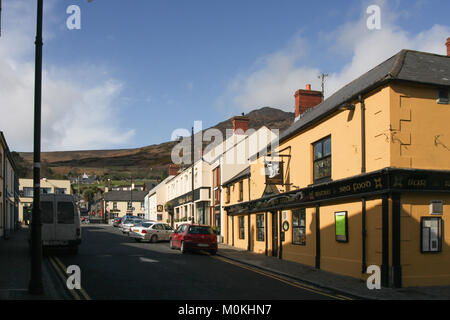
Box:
[421,217,443,253]
[335,211,349,242]
[292,209,306,245]
[256,214,265,242]
[238,216,245,239]
[313,136,331,183]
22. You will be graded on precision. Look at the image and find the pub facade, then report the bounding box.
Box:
[224,47,450,288]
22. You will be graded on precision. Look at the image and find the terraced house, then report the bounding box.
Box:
[0,132,19,239]
[224,39,450,288]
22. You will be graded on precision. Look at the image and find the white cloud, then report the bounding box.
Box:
[218,1,450,113]
[0,0,135,151]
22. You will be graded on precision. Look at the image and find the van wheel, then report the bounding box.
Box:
[150,235,158,243]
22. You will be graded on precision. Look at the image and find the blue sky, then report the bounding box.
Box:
[1,0,450,151]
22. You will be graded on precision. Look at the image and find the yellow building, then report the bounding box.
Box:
[224,47,450,288]
[19,178,72,223]
[104,190,147,218]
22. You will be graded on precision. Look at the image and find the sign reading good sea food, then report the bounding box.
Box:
[265,161,284,185]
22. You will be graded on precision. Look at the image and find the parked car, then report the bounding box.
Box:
[112,217,122,227]
[121,216,144,234]
[129,222,173,242]
[169,224,217,255]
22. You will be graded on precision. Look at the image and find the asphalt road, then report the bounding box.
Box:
[51,225,347,300]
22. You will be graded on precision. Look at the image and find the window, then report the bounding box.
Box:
[23,187,34,198]
[57,202,75,224]
[140,201,145,209]
[437,88,449,104]
[157,214,163,221]
[40,188,52,194]
[54,188,66,195]
[292,209,306,245]
[256,214,265,242]
[313,136,331,182]
[127,201,132,210]
[238,216,245,239]
[239,181,243,202]
[226,187,230,204]
[113,202,117,210]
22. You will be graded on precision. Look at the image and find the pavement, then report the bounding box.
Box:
[0,225,71,300]
[217,243,450,300]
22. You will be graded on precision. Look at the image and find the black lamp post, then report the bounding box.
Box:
[28,0,44,295]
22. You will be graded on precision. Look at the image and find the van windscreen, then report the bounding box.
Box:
[41,201,54,224]
[57,202,75,224]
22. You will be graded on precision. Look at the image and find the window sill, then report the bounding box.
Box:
[309,177,332,187]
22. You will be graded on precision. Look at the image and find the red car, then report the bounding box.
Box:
[169,223,217,255]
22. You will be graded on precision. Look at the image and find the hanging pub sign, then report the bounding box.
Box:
[265,161,284,185]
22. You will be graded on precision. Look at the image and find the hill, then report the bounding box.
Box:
[17,107,294,180]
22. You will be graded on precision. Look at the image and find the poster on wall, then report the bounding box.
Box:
[335,211,348,242]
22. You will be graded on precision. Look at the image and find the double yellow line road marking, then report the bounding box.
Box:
[48,256,91,300]
[210,255,354,300]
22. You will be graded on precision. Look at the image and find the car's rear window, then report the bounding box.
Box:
[41,201,54,224]
[57,202,75,224]
[188,226,213,235]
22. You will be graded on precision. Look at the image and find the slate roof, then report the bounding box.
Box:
[104,190,148,202]
[251,50,450,159]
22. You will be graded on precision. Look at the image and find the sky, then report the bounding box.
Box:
[0,0,449,152]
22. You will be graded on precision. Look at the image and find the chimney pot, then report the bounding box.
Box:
[168,164,180,176]
[306,84,311,90]
[446,37,450,57]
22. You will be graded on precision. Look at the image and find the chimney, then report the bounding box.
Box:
[446,37,450,56]
[294,84,323,119]
[168,164,180,176]
[232,114,249,134]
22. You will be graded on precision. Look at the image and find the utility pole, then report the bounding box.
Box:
[0,0,3,37]
[318,73,329,98]
[29,0,44,295]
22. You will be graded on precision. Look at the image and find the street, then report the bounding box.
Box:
[49,225,351,300]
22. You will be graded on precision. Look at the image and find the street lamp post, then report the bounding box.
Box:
[29,0,44,295]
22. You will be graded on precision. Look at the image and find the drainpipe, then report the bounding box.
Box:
[359,94,366,174]
[359,95,367,274]
[247,178,251,251]
[278,209,282,260]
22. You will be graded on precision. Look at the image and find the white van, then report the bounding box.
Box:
[40,194,82,254]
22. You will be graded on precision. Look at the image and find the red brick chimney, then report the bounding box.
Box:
[232,115,249,134]
[446,37,450,56]
[168,164,180,176]
[294,85,323,118]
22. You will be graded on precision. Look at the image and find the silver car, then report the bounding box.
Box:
[129,222,174,243]
[121,216,144,234]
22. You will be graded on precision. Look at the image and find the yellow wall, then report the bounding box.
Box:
[389,84,450,170]
[107,200,145,218]
[400,193,450,287]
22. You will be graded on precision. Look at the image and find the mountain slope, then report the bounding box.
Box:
[17,107,295,179]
